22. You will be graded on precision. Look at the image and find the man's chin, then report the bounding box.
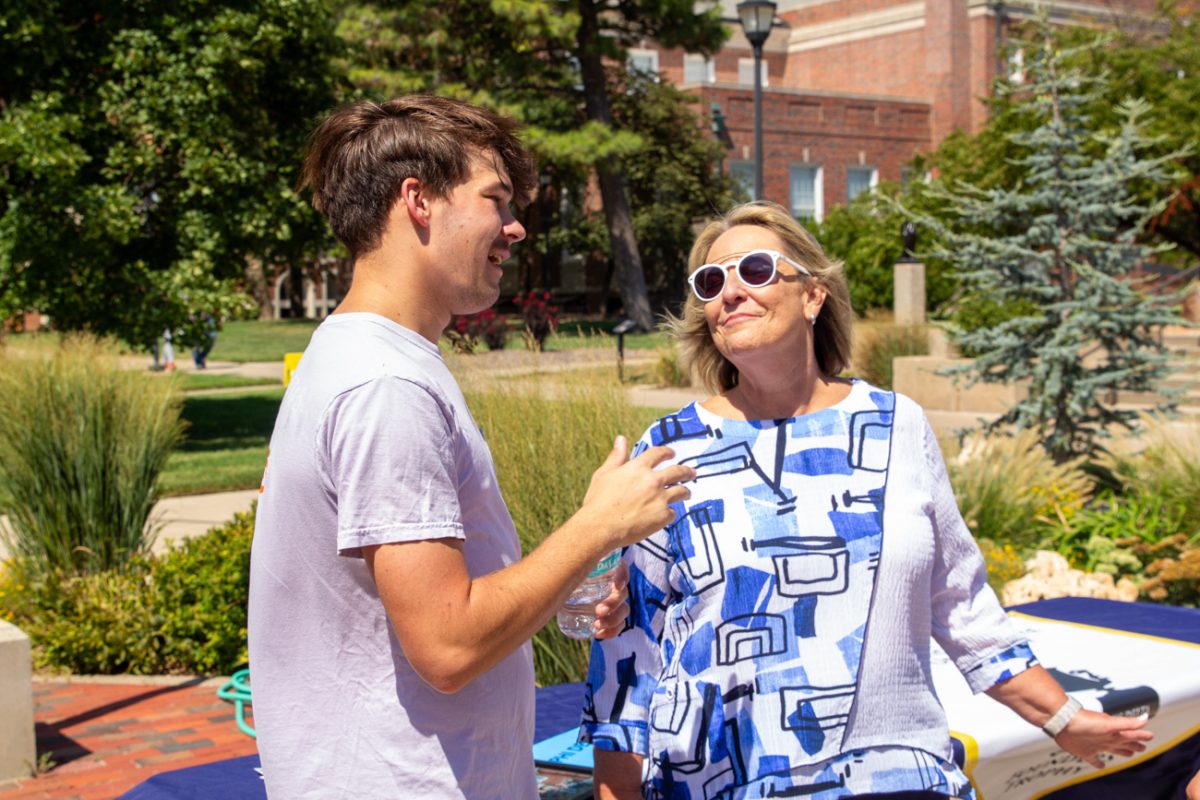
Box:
[455,288,502,317]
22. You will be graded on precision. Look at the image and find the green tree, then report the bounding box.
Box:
[611,74,737,308]
[1047,4,1200,260]
[0,0,343,347]
[572,0,725,329]
[336,0,729,326]
[910,21,1186,462]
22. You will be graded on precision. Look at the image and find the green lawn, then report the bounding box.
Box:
[208,319,320,363]
[172,372,279,391]
[160,388,284,496]
[207,317,669,364]
[541,320,669,351]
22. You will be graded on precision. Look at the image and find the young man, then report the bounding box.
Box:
[247,96,693,797]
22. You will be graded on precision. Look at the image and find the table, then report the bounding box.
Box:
[118,599,1200,800]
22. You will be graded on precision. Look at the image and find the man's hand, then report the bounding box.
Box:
[1054,710,1152,768]
[1187,767,1200,800]
[579,437,695,551]
[593,561,630,640]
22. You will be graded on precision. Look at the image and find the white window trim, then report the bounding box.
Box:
[628,48,660,77]
[847,166,878,201]
[683,53,715,85]
[789,165,824,223]
[737,57,769,88]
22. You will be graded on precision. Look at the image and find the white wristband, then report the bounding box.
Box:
[1042,696,1082,737]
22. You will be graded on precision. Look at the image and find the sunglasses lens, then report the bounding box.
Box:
[693,266,725,300]
[739,253,776,286]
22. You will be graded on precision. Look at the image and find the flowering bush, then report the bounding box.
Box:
[514,290,558,351]
[447,308,509,353]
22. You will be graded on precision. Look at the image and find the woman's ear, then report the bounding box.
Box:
[805,284,828,323]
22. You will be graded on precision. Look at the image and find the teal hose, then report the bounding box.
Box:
[216,668,256,739]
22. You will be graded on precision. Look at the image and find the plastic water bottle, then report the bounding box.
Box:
[557,550,621,640]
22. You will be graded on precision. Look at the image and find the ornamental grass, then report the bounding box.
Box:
[0,335,185,576]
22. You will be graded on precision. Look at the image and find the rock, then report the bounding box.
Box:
[1001,551,1139,605]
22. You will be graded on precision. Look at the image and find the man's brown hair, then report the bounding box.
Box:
[300,96,536,258]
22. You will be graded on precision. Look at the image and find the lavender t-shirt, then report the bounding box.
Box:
[248,313,536,799]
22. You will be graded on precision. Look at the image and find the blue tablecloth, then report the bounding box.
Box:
[118,599,1200,800]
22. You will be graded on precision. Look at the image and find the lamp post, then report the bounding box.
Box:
[737,0,776,200]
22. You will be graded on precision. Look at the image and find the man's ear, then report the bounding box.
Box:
[399,177,431,229]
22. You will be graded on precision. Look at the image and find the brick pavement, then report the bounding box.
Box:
[0,678,257,800]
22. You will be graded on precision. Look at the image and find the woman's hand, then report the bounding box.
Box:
[594,561,630,640]
[1053,710,1152,768]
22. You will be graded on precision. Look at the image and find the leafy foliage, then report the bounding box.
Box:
[337,0,733,323]
[812,186,956,314]
[0,336,185,575]
[0,0,343,346]
[0,509,254,674]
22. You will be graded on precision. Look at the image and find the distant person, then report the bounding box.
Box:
[191,313,218,368]
[580,202,1151,799]
[247,96,695,798]
[159,328,176,372]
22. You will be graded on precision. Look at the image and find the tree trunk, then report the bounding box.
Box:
[575,0,655,331]
[286,264,305,319]
[244,259,276,320]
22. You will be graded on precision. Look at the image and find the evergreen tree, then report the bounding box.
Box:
[911,19,1186,462]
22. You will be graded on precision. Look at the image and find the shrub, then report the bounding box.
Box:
[0,509,254,674]
[0,336,186,575]
[514,290,558,351]
[447,309,509,353]
[948,429,1092,552]
[1094,417,1200,540]
[977,538,1027,594]
[852,324,929,389]
[463,375,662,685]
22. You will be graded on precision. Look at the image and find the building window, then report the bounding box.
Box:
[1008,48,1025,84]
[683,53,715,85]
[628,48,660,77]
[789,166,823,222]
[730,160,755,200]
[847,167,878,201]
[737,58,768,88]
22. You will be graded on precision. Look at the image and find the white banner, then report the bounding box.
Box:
[933,612,1200,800]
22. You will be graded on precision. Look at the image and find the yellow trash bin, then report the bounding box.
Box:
[283,352,303,387]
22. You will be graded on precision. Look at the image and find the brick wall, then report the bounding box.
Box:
[701,85,930,212]
[639,0,1169,216]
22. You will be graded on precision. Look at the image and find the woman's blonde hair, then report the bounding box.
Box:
[666,201,854,394]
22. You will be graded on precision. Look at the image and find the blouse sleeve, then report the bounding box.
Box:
[921,416,1039,694]
[578,435,677,756]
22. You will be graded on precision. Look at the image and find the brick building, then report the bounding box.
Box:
[637,0,1161,219]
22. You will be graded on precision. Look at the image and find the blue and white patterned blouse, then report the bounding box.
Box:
[580,381,1036,799]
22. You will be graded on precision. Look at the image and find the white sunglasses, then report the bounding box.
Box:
[686,249,811,302]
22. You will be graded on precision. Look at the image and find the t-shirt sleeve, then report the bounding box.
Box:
[318,375,465,556]
[920,414,1038,693]
[579,435,674,756]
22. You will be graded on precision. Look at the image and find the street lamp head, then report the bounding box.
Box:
[737,0,777,47]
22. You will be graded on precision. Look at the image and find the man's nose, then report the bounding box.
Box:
[504,215,526,244]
